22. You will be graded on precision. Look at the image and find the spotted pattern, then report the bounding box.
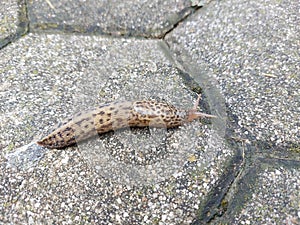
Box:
[37,100,190,149]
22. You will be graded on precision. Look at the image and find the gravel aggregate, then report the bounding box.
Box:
[0,1,19,39]
[166,0,300,144]
[28,0,196,37]
[1,0,299,223]
[0,33,233,223]
[233,162,300,224]
[0,0,21,48]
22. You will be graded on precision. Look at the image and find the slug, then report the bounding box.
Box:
[37,95,215,149]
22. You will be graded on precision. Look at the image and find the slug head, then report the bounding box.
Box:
[186,94,216,122]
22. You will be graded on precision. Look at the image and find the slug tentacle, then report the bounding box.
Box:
[187,94,216,121]
[37,95,215,149]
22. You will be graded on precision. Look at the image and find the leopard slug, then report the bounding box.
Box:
[37,95,215,149]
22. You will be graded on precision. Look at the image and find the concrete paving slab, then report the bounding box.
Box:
[28,0,198,37]
[166,0,300,145]
[0,33,235,224]
[222,158,300,224]
[0,0,27,48]
[1,0,298,223]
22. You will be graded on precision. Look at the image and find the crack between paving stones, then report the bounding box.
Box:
[159,39,250,224]
[216,157,300,223]
[200,141,300,224]
[161,5,202,39]
[21,0,30,33]
[193,139,245,224]
[0,0,29,49]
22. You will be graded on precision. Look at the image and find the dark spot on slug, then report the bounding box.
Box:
[101,122,113,129]
[99,111,105,115]
[142,119,149,124]
[97,128,108,133]
[63,127,72,133]
[51,135,56,142]
[99,119,104,124]
[164,118,171,123]
[57,132,63,139]
[68,136,76,143]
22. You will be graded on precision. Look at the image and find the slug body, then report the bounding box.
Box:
[37,97,215,149]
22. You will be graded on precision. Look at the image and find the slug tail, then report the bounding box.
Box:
[37,131,76,149]
[36,138,56,149]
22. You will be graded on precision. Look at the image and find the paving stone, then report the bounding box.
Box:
[223,158,300,224]
[1,0,298,223]
[0,0,27,48]
[27,0,197,37]
[166,0,300,145]
[0,33,234,224]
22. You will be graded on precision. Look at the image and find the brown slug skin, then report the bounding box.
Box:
[37,97,215,149]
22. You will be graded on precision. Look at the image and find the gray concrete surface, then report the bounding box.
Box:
[0,0,299,224]
[229,158,300,224]
[166,0,299,145]
[27,0,198,37]
[0,0,27,48]
[0,1,19,40]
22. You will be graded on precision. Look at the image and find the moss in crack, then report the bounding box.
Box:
[7,142,15,152]
[289,146,300,154]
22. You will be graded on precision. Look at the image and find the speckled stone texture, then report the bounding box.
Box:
[1,0,299,223]
[0,0,27,48]
[0,1,18,39]
[166,0,300,145]
[28,0,196,37]
[166,0,300,223]
[226,158,300,225]
[0,33,233,224]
